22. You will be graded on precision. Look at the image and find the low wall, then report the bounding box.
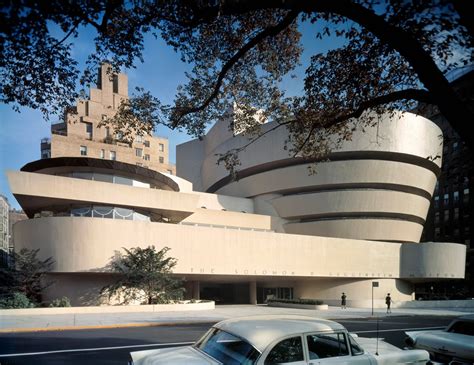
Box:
[0,301,215,315]
[394,299,474,310]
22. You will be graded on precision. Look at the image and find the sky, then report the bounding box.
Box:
[0,19,340,210]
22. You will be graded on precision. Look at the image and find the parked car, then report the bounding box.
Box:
[405,314,474,364]
[129,315,429,364]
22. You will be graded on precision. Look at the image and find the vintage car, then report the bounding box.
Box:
[129,315,429,364]
[405,314,474,364]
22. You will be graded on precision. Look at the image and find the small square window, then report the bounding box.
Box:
[100,149,105,159]
[144,154,150,161]
[144,140,150,147]
[135,148,143,157]
[135,135,143,143]
[159,143,164,152]
[110,151,116,160]
[443,193,449,205]
[80,146,87,156]
[159,156,164,163]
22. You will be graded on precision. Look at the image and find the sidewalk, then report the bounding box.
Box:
[1,305,473,333]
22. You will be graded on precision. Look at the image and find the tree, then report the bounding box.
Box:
[1,1,473,168]
[0,248,55,304]
[101,246,185,305]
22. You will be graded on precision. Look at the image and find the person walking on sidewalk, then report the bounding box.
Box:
[385,293,393,313]
[341,292,347,309]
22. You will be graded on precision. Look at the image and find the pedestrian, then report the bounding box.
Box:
[385,293,393,313]
[341,292,347,309]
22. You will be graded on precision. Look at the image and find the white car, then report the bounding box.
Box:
[130,315,429,364]
[405,314,474,364]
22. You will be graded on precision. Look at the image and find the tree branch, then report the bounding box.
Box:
[291,88,433,156]
[171,10,299,128]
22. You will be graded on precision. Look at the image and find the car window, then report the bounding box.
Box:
[447,320,474,336]
[306,332,349,359]
[195,327,260,365]
[348,334,364,355]
[264,336,304,364]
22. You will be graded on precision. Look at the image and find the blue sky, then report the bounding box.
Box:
[0,20,339,209]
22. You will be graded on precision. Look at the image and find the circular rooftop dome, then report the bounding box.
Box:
[21,157,179,192]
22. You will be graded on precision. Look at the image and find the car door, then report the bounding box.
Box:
[260,335,307,365]
[305,332,372,365]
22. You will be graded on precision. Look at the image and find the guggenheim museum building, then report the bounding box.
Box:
[7,110,466,307]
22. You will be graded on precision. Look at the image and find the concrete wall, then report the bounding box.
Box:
[176,112,441,243]
[13,217,465,305]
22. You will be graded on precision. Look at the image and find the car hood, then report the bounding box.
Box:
[130,346,219,365]
[406,331,474,361]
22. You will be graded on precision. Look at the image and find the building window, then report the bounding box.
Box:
[41,150,51,159]
[80,146,87,156]
[434,212,440,224]
[115,131,123,140]
[465,226,470,235]
[159,156,164,163]
[434,196,439,209]
[454,228,460,237]
[110,151,116,160]
[453,191,459,203]
[443,193,449,205]
[106,127,110,137]
[135,148,143,157]
[144,140,150,147]
[144,154,150,161]
[135,135,143,143]
[444,210,449,222]
[136,162,143,167]
[454,207,459,220]
[100,149,105,159]
[159,143,164,152]
[435,227,440,239]
[464,188,470,203]
[167,169,173,175]
[83,122,93,140]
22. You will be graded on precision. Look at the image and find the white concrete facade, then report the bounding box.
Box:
[8,112,466,306]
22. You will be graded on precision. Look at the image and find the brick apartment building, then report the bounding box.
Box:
[40,64,176,175]
[420,67,474,298]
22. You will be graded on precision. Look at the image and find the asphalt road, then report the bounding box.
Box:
[0,315,455,365]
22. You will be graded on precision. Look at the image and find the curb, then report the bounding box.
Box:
[0,320,218,334]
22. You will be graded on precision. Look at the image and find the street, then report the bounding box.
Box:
[0,315,454,364]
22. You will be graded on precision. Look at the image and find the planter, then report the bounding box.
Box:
[0,300,215,315]
[268,302,328,310]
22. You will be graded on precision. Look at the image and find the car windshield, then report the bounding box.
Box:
[194,327,260,365]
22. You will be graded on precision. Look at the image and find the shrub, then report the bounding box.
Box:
[0,292,35,309]
[267,298,324,305]
[49,296,71,307]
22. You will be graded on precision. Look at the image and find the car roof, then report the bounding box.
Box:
[214,315,346,352]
